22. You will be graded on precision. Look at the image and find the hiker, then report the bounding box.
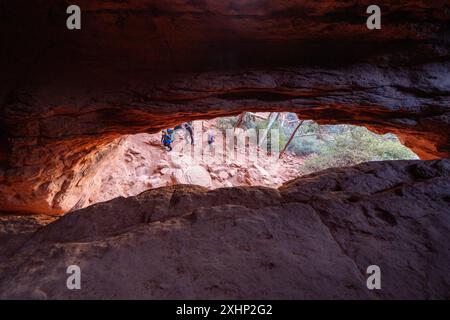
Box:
[174,122,194,145]
[173,124,184,141]
[161,128,174,151]
[183,121,194,145]
[207,131,215,152]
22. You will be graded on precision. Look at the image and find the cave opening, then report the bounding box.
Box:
[72,112,418,212]
[2,0,450,300]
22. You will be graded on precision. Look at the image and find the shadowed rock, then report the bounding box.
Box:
[0,159,449,299]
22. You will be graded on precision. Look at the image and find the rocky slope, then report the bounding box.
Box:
[65,119,304,211]
[0,159,449,299]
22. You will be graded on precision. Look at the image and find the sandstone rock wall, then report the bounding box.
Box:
[1,1,449,213]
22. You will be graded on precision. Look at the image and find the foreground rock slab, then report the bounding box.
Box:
[0,159,449,299]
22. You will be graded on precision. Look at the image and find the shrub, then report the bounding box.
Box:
[216,115,417,173]
[300,125,418,174]
[287,135,326,156]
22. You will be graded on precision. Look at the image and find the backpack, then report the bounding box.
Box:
[162,132,172,144]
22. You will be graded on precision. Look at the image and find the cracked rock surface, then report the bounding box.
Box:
[0,159,449,299]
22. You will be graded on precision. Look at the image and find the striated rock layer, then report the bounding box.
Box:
[1,1,450,213]
[0,159,449,299]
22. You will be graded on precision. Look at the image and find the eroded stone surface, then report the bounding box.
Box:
[0,160,449,299]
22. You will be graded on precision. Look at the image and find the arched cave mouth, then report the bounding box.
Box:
[1,1,450,300]
[65,112,418,213]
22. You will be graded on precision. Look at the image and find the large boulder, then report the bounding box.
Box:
[171,166,213,189]
[0,159,449,299]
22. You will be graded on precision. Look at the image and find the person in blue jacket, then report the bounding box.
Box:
[161,128,174,151]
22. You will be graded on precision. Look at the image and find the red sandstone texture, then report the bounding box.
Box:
[1,1,449,301]
[0,159,449,299]
[0,2,449,212]
[66,125,305,211]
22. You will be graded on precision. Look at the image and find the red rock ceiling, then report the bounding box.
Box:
[1,0,449,214]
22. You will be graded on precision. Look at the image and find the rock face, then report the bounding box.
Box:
[172,166,213,189]
[0,159,449,299]
[0,1,450,214]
